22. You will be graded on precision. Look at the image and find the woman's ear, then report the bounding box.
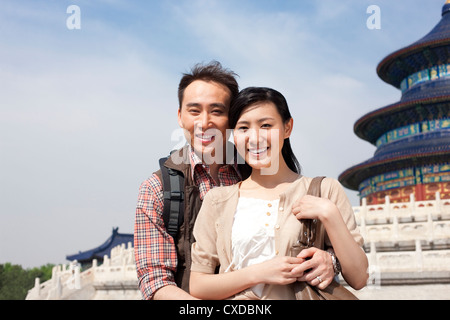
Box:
[284,118,293,139]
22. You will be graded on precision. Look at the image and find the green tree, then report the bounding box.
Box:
[0,263,54,300]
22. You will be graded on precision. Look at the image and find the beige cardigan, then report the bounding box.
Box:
[191,176,364,300]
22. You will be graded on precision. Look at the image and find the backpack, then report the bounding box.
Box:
[159,156,185,239]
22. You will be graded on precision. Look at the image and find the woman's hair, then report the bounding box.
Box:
[229,87,301,174]
[178,61,239,109]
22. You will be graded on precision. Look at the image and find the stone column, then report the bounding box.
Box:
[415,239,423,271]
[34,277,40,296]
[74,264,81,289]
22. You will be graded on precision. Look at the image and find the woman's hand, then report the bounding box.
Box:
[292,195,339,222]
[251,256,304,286]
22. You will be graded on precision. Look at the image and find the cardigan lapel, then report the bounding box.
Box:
[219,184,240,271]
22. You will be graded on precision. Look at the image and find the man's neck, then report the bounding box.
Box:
[208,163,223,185]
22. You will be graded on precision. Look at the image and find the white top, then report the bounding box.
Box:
[227,197,280,297]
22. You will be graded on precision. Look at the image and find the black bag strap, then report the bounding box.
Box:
[159,156,185,239]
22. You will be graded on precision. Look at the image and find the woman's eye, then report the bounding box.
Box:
[236,126,248,131]
[261,123,272,128]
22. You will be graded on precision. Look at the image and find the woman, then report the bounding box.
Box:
[189,87,368,300]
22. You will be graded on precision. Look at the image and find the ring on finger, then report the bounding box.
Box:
[316,276,323,283]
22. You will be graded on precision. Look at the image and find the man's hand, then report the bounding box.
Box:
[290,247,335,290]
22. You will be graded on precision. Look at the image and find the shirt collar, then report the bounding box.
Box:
[187,145,242,180]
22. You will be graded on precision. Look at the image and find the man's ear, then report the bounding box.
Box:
[177,108,183,128]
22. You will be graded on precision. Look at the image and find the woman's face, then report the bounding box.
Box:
[233,101,292,173]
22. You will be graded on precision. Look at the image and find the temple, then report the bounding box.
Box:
[339,2,450,205]
[66,227,133,268]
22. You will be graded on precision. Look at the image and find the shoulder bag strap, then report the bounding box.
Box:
[300,176,326,247]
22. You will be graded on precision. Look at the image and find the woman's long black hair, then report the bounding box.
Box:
[229,87,301,175]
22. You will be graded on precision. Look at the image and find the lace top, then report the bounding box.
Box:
[227,197,280,297]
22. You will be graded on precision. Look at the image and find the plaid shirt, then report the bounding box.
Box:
[134,148,241,299]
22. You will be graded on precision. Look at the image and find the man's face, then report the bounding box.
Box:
[178,80,231,163]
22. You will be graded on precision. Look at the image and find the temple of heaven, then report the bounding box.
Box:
[339,1,450,205]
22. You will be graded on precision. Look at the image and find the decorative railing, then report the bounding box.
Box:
[26,242,138,300]
[26,193,450,298]
[353,192,450,227]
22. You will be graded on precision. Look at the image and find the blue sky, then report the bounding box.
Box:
[0,0,446,268]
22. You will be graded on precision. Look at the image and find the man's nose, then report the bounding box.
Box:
[197,111,211,130]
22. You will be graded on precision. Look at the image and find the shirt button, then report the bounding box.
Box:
[275,250,279,255]
[268,203,272,207]
[275,224,280,230]
[265,223,269,227]
[266,212,271,216]
[279,207,284,211]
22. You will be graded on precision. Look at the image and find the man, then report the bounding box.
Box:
[134,61,337,300]
[134,61,242,300]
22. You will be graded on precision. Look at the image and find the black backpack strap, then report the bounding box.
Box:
[159,156,185,239]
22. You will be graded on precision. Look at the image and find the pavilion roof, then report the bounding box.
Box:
[66,227,133,263]
[338,130,450,190]
[377,3,450,88]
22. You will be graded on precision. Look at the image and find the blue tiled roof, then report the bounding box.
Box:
[66,227,133,263]
[377,3,450,88]
[354,90,450,145]
[339,129,450,190]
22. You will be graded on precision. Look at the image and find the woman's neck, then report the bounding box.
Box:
[251,164,298,187]
[239,159,299,199]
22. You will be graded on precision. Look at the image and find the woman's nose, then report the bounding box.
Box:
[248,129,263,146]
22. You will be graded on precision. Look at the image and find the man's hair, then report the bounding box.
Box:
[177,61,239,109]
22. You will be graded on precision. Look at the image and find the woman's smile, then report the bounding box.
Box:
[248,146,269,159]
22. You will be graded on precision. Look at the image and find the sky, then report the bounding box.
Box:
[0,0,447,268]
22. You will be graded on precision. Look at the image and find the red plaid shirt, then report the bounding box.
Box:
[134,148,241,299]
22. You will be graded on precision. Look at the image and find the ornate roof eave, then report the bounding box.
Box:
[66,227,133,263]
[338,150,450,191]
[340,129,450,190]
[377,41,450,88]
[377,4,450,88]
[354,94,450,144]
